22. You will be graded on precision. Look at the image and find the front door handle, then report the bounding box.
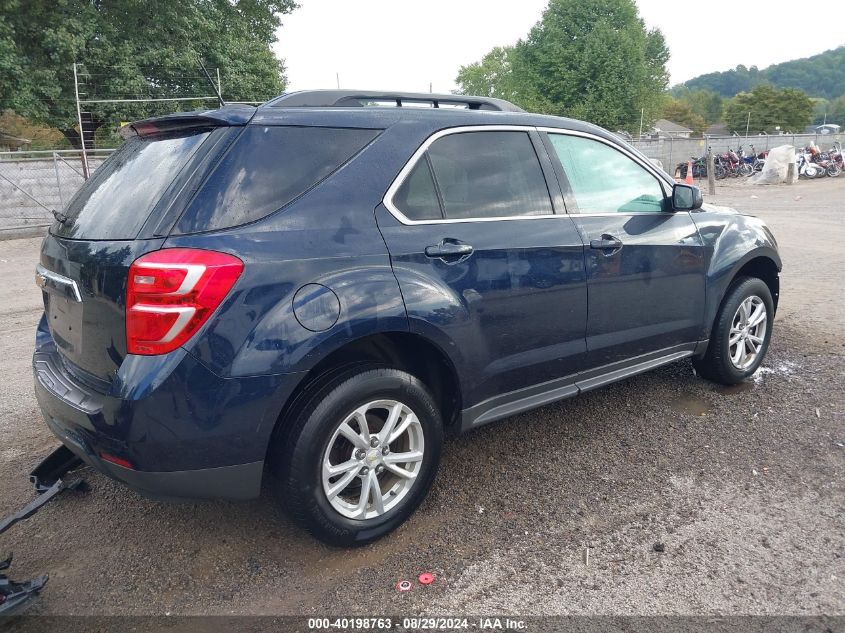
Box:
[425,240,474,260]
[589,234,623,251]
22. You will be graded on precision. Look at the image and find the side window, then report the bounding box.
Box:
[428,131,553,219]
[548,134,666,214]
[393,157,442,221]
[391,131,553,221]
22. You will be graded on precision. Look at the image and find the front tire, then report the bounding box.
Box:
[272,366,443,547]
[693,277,774,385]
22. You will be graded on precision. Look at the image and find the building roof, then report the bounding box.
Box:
[653,119,692,133]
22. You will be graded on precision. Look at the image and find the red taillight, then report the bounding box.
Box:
[126,248,243,355]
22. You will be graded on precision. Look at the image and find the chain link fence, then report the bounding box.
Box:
[630,133,844,176]
[0,149,113,237]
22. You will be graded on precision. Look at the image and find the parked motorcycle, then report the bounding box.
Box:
[675,155,708,179]
[827,142,843,177]
[714,148,742,178]
[814,143,842,177]
[800,144,842,178]
[745,145,767,172]
[797,149,825,179]
[735,146,755,176]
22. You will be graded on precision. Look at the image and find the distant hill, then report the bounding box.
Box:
[675,46,845,99]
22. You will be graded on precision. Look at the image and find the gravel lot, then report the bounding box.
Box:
[0,177,842,617]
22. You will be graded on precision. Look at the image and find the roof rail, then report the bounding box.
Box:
[265,90,524,113]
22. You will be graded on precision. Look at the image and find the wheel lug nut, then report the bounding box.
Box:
[382,446,390,455]
[360,466,369,475]
[370,437,379,448]
[376,465,384,475]
[355,449,366,460]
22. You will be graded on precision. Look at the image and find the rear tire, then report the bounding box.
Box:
[271,366,443,547]
[693,277,774,385]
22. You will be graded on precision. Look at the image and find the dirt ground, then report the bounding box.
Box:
[0,177,842,618]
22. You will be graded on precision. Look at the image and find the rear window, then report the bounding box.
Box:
[174,126,380,234]
[54,130,210,240]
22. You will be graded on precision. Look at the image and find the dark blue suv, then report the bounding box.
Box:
[33,91,780,545]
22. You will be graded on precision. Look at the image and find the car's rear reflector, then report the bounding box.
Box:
[126,248,243,355]
[99,452,134,469]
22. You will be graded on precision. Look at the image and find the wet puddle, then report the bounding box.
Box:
[670,382,754,415]
[670,395,712,416]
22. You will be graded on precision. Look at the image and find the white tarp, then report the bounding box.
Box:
[749,145,796,185]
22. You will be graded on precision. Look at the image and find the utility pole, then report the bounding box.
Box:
[638,108,644,138]
[429,82,433,94]
[745,112,751,139]
[72,62,90,180]
[336,72,340,89]
[216,68,222,101]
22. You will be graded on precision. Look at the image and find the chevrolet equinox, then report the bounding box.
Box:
[33,90,780,545]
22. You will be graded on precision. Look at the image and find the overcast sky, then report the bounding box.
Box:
[273,0,845,94]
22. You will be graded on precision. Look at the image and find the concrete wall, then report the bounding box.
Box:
[630,133,843,176]
[0,153,107,238]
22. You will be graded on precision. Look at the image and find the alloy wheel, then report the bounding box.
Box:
[728,295,767,370]
[321,399,424,520]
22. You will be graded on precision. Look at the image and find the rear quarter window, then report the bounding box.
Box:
[174,126,380,234]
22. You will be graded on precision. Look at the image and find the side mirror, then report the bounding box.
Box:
[672,183,703,211]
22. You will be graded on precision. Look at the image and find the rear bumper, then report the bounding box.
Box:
[32,315,303,500]
[40,411,263,501]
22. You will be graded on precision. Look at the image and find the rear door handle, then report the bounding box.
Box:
[425,240,473,260]
[589,235,623,251]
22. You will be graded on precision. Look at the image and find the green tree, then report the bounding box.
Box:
[670,87,723,124]
[456,0,669,132]
[828,94,845,126]
[661,97,707,135]
[0,0,297,148]
[678,46,845,100]
[723,84,814,134]
[811,97,830,125]
[455,47,520,102]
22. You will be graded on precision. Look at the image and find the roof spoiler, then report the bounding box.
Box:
[266,90,524,113]
[120,104,257,139]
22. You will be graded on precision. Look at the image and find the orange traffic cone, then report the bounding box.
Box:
[684,160,694,185]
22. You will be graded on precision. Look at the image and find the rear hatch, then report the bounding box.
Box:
[38,111,247,385]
